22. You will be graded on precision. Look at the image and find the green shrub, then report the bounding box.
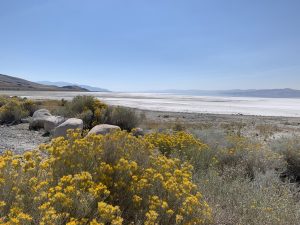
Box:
[0,96,9,107]
[0,96,39,124]
[77,109,94,129]
[22,99,38,116]
[110,106,140,131]
[54,96,107,129]
[69,95,97,114]
[96,106,141,131]
[0,100,29,124]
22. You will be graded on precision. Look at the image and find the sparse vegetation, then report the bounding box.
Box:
[256,123,280,140]
[192,128,300,225]
[0,96,38,124]
[272,136,300,181]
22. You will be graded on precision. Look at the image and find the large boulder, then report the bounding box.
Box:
[87,124,121,136]
[44,116,66,133]
[32,109,51,118]
[53,118,83,138]
[29,109,52,130]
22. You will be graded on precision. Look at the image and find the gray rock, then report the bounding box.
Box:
[131,127,144,137]
[29,109,52,130]
[21,117,32,124]
[44,116,66,133]
[32,109,51,118]
[87,124,121,136]
[53,118,83,138]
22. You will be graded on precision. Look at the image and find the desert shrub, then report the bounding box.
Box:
[197,168,300,225]
[193,129,285,178]
[54,96,107,129]
[36,99,65,112]
[221,121,246,136]
[37,96,140,130]
[97,106,141,131]
[145,131,213,172]
[0,100,29,124]
[0,95,9,107]
[69,95,97,114]
[110,106,140,131]
[0,96,39,123]
[22,99,38,116]
[77,109,94,129]
[256,124,279,140]
[0,131,212,224]
[271,136,300,181]
[215,135,285,177]
[173,119,186,131]
[96,106,113,124]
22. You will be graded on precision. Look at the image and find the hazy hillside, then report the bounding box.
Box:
[38,81,110,92]
[0,74,88,91]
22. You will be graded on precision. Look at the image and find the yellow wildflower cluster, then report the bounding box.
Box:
[145,131,212,172]
[145,131,208,158]
[0,130,212,224]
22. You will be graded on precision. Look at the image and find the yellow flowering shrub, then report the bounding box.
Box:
[0,99,30,124]
[0,130,212,224]
[145,132,212,171]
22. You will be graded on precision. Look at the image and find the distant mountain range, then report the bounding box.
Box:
[2,73,300,98]
[38,81,110,92]
[0,74,89,92]
[149,89,300,98]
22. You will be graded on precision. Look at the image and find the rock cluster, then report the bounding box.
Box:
[29,109,66,132]
[27,109,143,139]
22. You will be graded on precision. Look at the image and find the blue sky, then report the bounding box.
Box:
[0,0,300,91]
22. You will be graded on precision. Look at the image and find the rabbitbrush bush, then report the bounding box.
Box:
[0,130,212,225]
[0,99,29,124]
[0,96,38,124]
[145,132,212,172]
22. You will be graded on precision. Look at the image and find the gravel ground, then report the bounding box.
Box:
[0,123,50,154]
